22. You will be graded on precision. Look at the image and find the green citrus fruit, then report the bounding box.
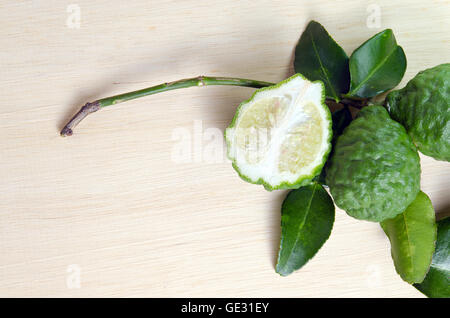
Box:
[326,105,421,222]
[225,74,332,190]
[386,63,450,161]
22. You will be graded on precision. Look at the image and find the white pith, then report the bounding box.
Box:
[226,76,330,187]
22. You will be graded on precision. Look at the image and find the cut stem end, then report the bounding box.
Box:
[60,101,101,137]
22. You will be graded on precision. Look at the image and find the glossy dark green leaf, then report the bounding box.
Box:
[294,21,350,102]
[316,107,353,185]
[276,183,335,276]
[381,191,437,284]
[331,106,353,140]
[314,165,327,186]
[414,217,450,298]
[347,29,406,98]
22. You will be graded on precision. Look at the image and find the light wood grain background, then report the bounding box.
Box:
[1,0,449,297]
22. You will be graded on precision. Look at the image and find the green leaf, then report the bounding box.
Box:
[347,29,406,98]
[331,106,353,140]
[414,217,450,298]
[294,21,350,102]
[316,107,353,185]
[381,191,437,284]
[276,183,335,276]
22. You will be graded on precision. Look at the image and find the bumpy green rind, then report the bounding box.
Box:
[386,63,450,161]
[326,105,421,222]
[225,73,333,191]
[414,217,450,298]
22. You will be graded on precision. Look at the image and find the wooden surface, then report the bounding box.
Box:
[1,0,449,297]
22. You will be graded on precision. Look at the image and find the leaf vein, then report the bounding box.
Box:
[310,31,338,100]
[350,45,397,95]
[402,212,415,276]
[282,184,317,268]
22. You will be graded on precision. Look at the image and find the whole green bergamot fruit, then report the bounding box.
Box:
[386,63,450,161]
[326,105,421,222]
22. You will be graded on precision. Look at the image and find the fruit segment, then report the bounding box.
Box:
[226,74,332,190]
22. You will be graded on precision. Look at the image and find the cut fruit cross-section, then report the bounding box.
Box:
[225,74,332,190]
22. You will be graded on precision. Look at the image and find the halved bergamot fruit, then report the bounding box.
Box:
[225,74,332,190]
